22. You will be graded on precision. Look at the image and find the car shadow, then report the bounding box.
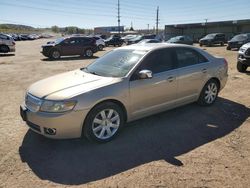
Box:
[0,53,15,57]
[41,56,98,62]
[19,97,250,185]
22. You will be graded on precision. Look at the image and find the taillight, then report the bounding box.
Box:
[224,58,228,67]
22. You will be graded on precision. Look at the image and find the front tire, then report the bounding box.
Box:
[237,61,247,72]
[198,79,219,106]
[83,102,125,143]
[50,50,60,59]
[226,46,231,50]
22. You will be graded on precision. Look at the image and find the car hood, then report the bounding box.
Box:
[42,43,55,47]
[28,69,118,100]
[240,42,250,49]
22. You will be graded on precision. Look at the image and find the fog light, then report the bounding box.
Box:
[44,128,56,135]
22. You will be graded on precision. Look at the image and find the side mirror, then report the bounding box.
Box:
[138,70,153,79]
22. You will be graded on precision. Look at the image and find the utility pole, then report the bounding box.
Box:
[156,6,159,35]
[204,18,208,35]
[117,0,121,36]
[147,24,149,34]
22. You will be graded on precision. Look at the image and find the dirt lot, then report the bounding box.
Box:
[0,39,250,188]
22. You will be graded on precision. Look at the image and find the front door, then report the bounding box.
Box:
[129,48,178,119]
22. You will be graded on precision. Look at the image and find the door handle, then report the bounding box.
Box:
[202,68,207,73]
[167,76,174,82]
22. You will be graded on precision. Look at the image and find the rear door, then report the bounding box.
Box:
[129,48,178,118]
[174,47,210,105]
[61,38,82,55]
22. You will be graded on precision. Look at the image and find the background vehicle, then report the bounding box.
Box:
[21,43,228,142]
[127,34,156,45]
[227,33,250,50]
[138,39,161,44]
[93,36,105,50]
[41,36,97,59]
[167,35,193,45]
[199,33,226,46]
[237,42,250,72]
[104,35,124,47]
[0,33,15,53]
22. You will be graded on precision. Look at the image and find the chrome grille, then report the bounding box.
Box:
[25,93,42,112]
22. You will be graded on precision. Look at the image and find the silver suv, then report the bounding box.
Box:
[238,42,250,72]
[0,33,15,53]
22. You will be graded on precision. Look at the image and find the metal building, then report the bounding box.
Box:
[94,26,124,35]
[165,19,250,42]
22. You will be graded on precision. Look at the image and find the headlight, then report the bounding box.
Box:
[40,100,77,113]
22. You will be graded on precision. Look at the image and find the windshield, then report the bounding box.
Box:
[84,49,147,77]
[168,37,178,42]
[55,38,65,44]
[232,34,248,41]
[204,34,216,39]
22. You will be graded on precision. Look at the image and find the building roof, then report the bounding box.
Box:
[165,19,250,29]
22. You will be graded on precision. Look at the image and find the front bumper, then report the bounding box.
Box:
[9,45,15,52]
[20,104,89,139]
[228,42,243,49]
[238,54,250,66]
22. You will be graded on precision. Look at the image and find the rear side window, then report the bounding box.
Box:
[176,48,208,68]
[81,38,92,44]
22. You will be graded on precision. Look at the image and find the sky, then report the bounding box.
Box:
[1,0,250,29]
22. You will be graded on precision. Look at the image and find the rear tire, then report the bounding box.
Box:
[220,42,224,46]
[85,49,93,58]
[83,102,125,143]
[198,79,219,106]
[226,46,231,50]
[98,45,104,51]
[237,61,247,72]
[199,43,203,47]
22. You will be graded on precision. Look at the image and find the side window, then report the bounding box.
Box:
[137,49,175,74]
[0,34,8,40]
[176,48,208,68]
[81,38,91,44]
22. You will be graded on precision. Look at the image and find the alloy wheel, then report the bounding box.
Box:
[204,82,218,104]
[91,109,120,140]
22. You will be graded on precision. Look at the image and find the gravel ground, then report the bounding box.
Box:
[0,39,250,188]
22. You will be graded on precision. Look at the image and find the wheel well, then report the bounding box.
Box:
[93,99,128,122]
[210,77,221,90]
[0,45,10,52]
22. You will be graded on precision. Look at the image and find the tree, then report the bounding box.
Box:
[51,25,59,33]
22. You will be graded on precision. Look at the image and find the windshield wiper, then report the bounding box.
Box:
[81,67,100,76]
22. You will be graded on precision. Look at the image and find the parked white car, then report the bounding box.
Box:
[94,36,105,51]
[0,33,15,53]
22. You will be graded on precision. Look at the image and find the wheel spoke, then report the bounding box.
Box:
[111,115,119,122]
[93,118,102,125]
[100,111,106,119]
[106,127,112,137]
[110,123,119,129]
[99,127,106,138]
[107,109,114,119]
[93,125,102,133]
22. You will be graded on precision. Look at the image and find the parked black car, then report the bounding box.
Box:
[227,33,250,50]
[41,36,98,59]
[199,33,226,47]
[167,35,193,45]
[127,34,156,45]
[104,36,124,47]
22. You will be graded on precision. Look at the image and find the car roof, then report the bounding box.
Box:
[117,43,194,51]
